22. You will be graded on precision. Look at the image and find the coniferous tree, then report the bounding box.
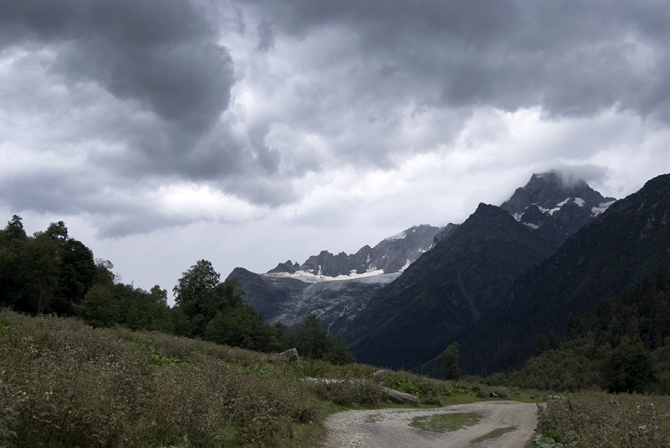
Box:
[444,342,461,381]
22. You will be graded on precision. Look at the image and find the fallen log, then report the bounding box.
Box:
[304,377,418,404]
[382,387,418,404]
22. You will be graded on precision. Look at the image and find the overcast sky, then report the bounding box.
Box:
[2,0,670,301]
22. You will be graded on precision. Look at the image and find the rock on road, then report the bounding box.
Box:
[322,401,539,448]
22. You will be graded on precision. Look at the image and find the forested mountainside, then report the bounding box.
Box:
[456,173,670,375]
[346,203,553,370]
[345,171,615,370]
[418,264,670,395]
[508,267,670,394]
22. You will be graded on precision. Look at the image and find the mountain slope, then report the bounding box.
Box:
[459,173,670,375]
[227,225,442,333]
[228,266,393,334]
[346,203,554,370]
[344,171,615,370]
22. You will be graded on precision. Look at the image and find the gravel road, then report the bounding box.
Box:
[322,401,539,448]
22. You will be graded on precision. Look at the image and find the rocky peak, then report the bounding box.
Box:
[433,223,460,244]
[502,171,615,219]
[265,224,442,280]
[500,171,616,242]
[267,260,300,275]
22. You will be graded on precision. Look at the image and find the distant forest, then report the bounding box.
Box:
[481,267,670,394]
[0,215,354,365]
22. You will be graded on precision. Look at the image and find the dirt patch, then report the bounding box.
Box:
[322,401,539,448]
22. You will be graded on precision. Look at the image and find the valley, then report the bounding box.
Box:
[2,169,670,447]
[229,170,630,374]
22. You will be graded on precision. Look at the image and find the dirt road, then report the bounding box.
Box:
[322,401,539,448]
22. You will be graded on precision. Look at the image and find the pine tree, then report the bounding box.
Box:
[444,342,461,380]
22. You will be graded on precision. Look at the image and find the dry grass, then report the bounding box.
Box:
[0,310,316,447]
[536,391,670,447]
[0,309,499,447]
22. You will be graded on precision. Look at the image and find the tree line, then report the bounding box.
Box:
[478,266,670,394]
[0,216,354,364]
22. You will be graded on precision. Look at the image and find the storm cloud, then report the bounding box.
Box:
[2,0,670,291]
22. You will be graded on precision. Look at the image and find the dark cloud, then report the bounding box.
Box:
[244,0,670,120]
[1,0,235,164]
[0,0,206,52]
[256,19,275,52]
[2,0,670,238]
[59,39,232,133]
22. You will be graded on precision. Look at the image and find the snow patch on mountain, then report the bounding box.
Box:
[592,200,616,215]
[265,269,388,283]
[385,231,407,241]
[500,171,617,241]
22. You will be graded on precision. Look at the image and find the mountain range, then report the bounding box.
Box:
[229,170,670,376]
[226,224,441,335]
[345,172,615,370]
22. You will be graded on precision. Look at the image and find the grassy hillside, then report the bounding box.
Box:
[4,309,670,447]
[0,309,539,447]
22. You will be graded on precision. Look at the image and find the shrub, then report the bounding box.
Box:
[306,378,385,407]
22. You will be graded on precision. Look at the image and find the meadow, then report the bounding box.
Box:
[535,391,670,447]
[0,309,536,447]
[3,308,670,447]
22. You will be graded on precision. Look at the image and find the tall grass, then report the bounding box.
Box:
[536,391,670,447]
[0,309,546,447]
[0,309,505,447]
[0,310,317,447]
